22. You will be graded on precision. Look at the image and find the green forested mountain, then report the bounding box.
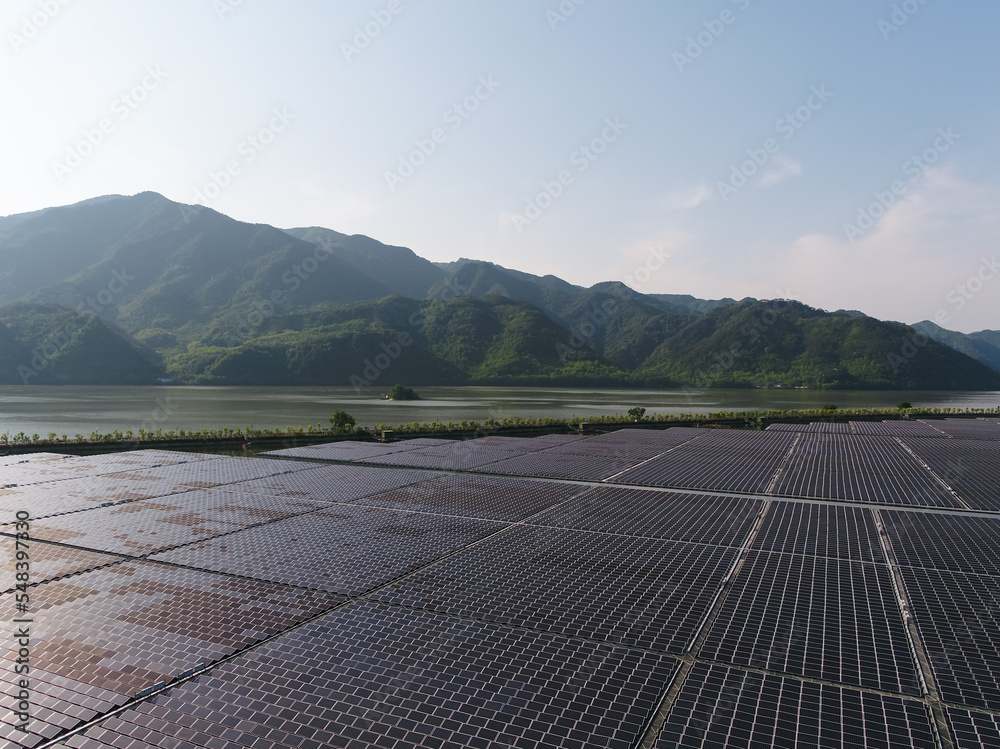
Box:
[0,192,997,390]
[913,320,1000,373]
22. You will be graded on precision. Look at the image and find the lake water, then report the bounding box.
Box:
[1,386,998,439]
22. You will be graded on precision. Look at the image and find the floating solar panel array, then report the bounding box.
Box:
[0,420,997,748]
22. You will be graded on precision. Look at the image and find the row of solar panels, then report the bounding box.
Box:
[2,428,999,748]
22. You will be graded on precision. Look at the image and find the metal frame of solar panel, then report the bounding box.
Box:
[750,502,884,562]
[881,511,1000,577]
[949,709,1000,749]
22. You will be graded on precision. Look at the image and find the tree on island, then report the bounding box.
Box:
[387,384,421,401]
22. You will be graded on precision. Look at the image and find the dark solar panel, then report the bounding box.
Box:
[221,463,440,504]
[354,472,588,521]
[0,561,340,746]
[0,475,184,521]
[899,565,1000,711]
[27,489,327,557]
[699,550,921,695]
[923,419,1000,440]
[882,511,1000,577]
[528,487,763,546]
[477,451,644,481]
[770,434,958,507]
[363,444,530,470]
[852,420,945,437]
[0,450,219,488]
[60,601,680,749]
[750,502,883,562]
[948,708,1000,749]
[372,524,739,654]
[654,663,937,748]
[150,505,508,595]
[902,437,1000,511]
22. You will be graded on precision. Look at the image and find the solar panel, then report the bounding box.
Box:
[948,708,1000,749]
[882,511,1000,577]
[58,601,680,749]
[0,561,340,746]
[372,524,739,654]
[699,550,921,694]
[770,434,958,507]
[750,502,883,562]
[654,663,937,748]
[27,488,328,557]
[220,463,441,504]
[528,486,764,546]
[354,473,589,522]
[0,539,122,592]
[150,505,509,595]
[902,437,1000,511]
[102,455,315,492]
[262,438,434,461]
[0,475,185,521]
[923,419,1000,440]
[477,451,644,481]
[899,565,1000,711]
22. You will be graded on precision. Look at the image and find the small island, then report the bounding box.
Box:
[385,383,421,401]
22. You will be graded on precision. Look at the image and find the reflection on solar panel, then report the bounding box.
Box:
[373,525,739,653]
[0,540,122,592]
[700,550,920,694]
[28,489,327,556]
[655,664,937,748]
[355,472,588,521]
[529,487,763,546]
[0,561,339,746]
[150,505,508,595]
[59,601,679,749]
[949,709,1000,749]
[882,511,1000,577]
[899,566,1000,711]
[3,426,999,748]
[750,502,883,562]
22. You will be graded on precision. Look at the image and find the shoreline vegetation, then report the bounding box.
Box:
[1,406,997,455]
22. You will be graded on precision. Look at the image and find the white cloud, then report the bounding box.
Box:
[665,182,713,210]
[757,155,802,189]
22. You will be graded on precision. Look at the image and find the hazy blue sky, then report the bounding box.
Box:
[3,0,998,332]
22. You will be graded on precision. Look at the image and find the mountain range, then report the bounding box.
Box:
[1,191,998,390]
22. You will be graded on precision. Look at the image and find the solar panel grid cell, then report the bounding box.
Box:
[750,503,883,562]
[699,550,921,695]
[654,663,938,748]
[948,709,1000,749]
[59,601,680,749]
[371,524,739,653]
[899,566,1000,711]
[218,464,440,505]
[902,437,1000,510]
[353,473,588,522]
[150,505,509,595]
[882,511,1000,577]
[527,487,763,546]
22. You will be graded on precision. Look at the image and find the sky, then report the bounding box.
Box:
[2,0,998,333]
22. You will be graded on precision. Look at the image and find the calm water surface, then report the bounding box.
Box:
[1,386,998,438]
